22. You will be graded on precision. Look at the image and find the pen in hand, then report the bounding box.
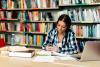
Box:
[46,44,59,52]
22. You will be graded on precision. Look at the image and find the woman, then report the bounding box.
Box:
[42,14,79,55]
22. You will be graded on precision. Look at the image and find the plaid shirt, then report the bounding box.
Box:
[43,28,79,54]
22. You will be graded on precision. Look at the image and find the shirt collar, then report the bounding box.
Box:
[54,28,58,35]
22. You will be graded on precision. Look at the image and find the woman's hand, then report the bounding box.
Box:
[45,45,59,52]
[45,45,53,51]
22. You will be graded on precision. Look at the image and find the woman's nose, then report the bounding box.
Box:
[59,26,62,30]
[59,26,61,30]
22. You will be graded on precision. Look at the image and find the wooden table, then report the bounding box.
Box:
[0,46,100,67]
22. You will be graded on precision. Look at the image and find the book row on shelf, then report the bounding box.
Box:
[0,0,59,9]
[71,24,100,38]
[1,8,100,22]
[0,0,100,10]
[59,8,100,22]
[0,22,53,33]
[59,0,100,5]
[0,33,86,52]
[0,34,45,46]
[0,22,100,38]
[0,11,58,21]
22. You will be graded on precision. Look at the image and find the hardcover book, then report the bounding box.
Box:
[8,46,35,58]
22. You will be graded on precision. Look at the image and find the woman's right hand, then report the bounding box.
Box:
[45,45,53,51]
[45,45,59,52]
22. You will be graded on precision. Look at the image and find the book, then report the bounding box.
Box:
[36,50,70,57]
[35,50,77,61]
[0,38,6,48]
[9,50,35,58]
[8,46,35,58]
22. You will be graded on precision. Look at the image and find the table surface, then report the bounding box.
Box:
[0,46,100,67]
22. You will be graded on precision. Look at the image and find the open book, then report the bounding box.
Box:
[34,50,77,61]
[8,46,35,58]
[36,50,69,56]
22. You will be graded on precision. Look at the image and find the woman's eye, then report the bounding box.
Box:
[57,24,60,27]
[62,26,66,28]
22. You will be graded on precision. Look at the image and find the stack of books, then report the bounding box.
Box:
[8,46,35,58]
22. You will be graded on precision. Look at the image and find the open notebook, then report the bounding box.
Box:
[35,50,77,62]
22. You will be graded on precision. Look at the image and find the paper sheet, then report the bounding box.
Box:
[8,46,28,51]
[36,50,69,56]
[36,50,51,56]
[35,50,77,62]
[33,56,55,62]
[56,56,77,61]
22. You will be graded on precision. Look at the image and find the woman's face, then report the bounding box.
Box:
[57,21,67,34]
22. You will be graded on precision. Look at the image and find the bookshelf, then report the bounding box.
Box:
[58,0,100,52]
[0,0,59,47]
[0,0,100,49]
[59,0,100,40]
